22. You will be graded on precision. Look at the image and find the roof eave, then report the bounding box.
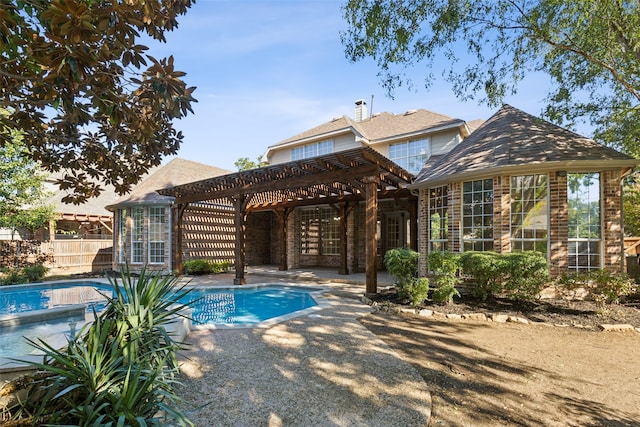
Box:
[409,159,640,189]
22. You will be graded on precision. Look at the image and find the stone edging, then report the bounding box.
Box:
[361,296,640,333]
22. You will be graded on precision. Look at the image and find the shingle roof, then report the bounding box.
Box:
[413,104,638,187]
[268,109,466,149]
[106,158,231,209]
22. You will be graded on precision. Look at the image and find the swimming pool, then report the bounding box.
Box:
[0,281,326,360]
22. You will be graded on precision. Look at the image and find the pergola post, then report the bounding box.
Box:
[363,176,379,295]
[274,207,290,271]
[171,203,187,275]
[333,202,354,275]
[233,195,248,285]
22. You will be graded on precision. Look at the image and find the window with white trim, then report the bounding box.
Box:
[428,186,448,252]
[510,174,548,253]
[298,207,340,255]
[389,138,429,174]
[131,207,144,264]
[568,173,601,272]
[462,179,494,251]
[148,206,165,264]
[291,140,333,161]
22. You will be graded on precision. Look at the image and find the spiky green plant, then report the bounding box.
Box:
[2,266,195,426]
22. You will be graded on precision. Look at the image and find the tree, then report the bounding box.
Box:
[0,0,196,203]
[234,155,268,171]
[0,115,54,236]
[341,1,640,155]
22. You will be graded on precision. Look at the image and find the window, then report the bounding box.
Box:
[462,179,494,251]
[298,207,340,255]
[389,138,429,174]
[291,140,333,161]
[568,173,600,272]
[510,175,548,253]
[148,207,165,264]
[118,209,127,263]
[428,186,448,252]
[131,207,144,264]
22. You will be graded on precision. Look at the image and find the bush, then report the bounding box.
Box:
[556,270,637,308]
[183,259,231,275]
[22,264,48,282]
[459,251,549,301]
[2,266,195,426]
[459,252,505,300]
[406,277,430,306]
[428,251,461,304]
[384,248,419,299]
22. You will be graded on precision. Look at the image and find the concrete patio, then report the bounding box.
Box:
[175,266,431,426]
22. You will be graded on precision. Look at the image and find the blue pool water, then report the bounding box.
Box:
[0,282,114,316]
[183,285,320,325]
[0,282,322,359]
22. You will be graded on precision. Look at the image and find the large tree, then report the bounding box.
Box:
[0,0,196,203]
[341,0,640,155]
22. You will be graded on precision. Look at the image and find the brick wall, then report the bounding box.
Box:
[549,172,568,275]
[602,170,624,273]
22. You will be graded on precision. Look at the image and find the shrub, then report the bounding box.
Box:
[406,277,430,306]
[22,264,48,282]
[384,248,419,299]
[459,251,505,300]
[502,252,549,301]
[428,251,461,304]
[459,251,549,301]
[183,259,231,275]
[553,270,636,308]
[2,269,25,285]
[2,266,195,426]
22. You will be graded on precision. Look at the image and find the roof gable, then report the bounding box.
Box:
[107,158,231,209]
[414,104,637,185]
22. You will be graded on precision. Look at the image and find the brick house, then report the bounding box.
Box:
[411,104,638,277]
[107,158,230,274]
[156,103,636,294]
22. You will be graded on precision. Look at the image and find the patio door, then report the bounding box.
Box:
[380,212,410,255]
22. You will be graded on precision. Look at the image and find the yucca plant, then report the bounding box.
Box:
[1,266,195,426]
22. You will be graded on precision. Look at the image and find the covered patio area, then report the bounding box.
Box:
[158,147,414,295]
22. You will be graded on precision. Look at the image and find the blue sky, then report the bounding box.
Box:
[145,0,554,171]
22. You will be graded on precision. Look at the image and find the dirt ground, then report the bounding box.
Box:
[361,310,640,426]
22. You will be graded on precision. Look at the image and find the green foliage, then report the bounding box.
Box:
[0,121,55,233]
[428,251,461,304]
[3,267,195,426]
[459,252,505,300]
[384,248,419,299]
[1,264,48,285]
[341,1,640,155]
[623,179,640,236]
[0,1,196,202]
[460,251,549,301]
[183,259,232,275]
[406,277,430,306]
[234,155,268,171]
[555,270,636,309]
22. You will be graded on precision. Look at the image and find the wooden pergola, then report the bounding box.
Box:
[157,147,415,295]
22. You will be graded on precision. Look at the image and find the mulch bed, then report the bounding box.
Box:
[369,287,640,329]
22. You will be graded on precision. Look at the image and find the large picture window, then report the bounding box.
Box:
[291,140,333,161]
[568,173,601,272]
[428,186,448,252]
[131,207,144,264]
[298,207,340,255]
[389,138,429,174]
[148,207,165,264]
[510,174,548,253]
[462,179,494,251]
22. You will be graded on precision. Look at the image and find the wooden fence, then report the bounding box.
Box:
[1,238,113,276]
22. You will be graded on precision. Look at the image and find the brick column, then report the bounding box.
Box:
[549,172,568,276]
[602,170,623,273]
[448,182,462,252]
[493,175,511,253]
[418,188,429,277]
